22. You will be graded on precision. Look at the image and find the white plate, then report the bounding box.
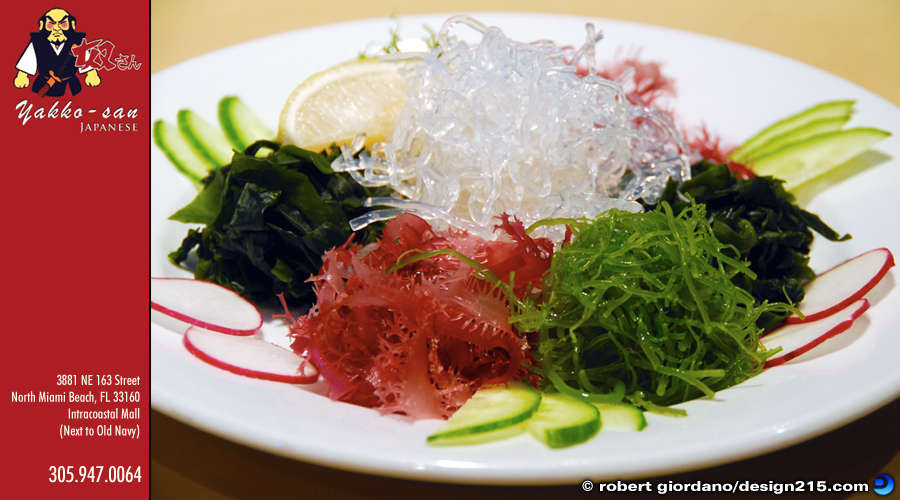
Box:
[151,13,900,485]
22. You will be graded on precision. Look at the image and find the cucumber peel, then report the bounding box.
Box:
[593,403,648,432]
[218,96,275,151]
[730,100,855,163]
[426,385,647,448]
[751,127,891,189]
[738,115,850,162]
[527,393,601,448]
[426,422,529,446]
[177,109,234,168]
[731,99,891,190]
[155,100,277,183]
[153,119,210,185]
[427,382,541,445]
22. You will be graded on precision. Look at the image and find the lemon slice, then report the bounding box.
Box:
[277,58,413,153]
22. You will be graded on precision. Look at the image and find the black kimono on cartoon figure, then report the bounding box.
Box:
[29,29,87,97]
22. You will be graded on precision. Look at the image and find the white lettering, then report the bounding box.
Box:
[16,99,32,124]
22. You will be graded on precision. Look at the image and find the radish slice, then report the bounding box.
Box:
[762,299,869,368]
[183,326,319,384]
[151,277,263,335]
[786,247,894,324]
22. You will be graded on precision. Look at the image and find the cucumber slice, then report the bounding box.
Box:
[592,403,647,432]
[218,96,275,151]
[751,127,891,189]
[730,100,855,163]
[739,115,850,162]
[427,382,541,445]
[427,422,530,446]
[153,119,210,184]
[177,109,234,168]
[527,393,600,448]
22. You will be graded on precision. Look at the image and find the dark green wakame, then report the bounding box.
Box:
[650,161,849,330]
[168,140,393,306]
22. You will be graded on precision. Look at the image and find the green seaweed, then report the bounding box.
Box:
[652,161,850,330]
[511,202,792,414]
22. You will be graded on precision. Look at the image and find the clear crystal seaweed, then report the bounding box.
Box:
[336,15,690,237]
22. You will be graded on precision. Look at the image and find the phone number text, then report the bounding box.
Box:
[48,465,141,483]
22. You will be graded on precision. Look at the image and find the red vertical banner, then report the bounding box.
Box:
[2,1,149,498]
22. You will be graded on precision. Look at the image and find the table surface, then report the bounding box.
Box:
[151,1,900,498]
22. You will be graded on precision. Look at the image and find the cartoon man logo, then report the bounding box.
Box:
[14,8,100,97]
